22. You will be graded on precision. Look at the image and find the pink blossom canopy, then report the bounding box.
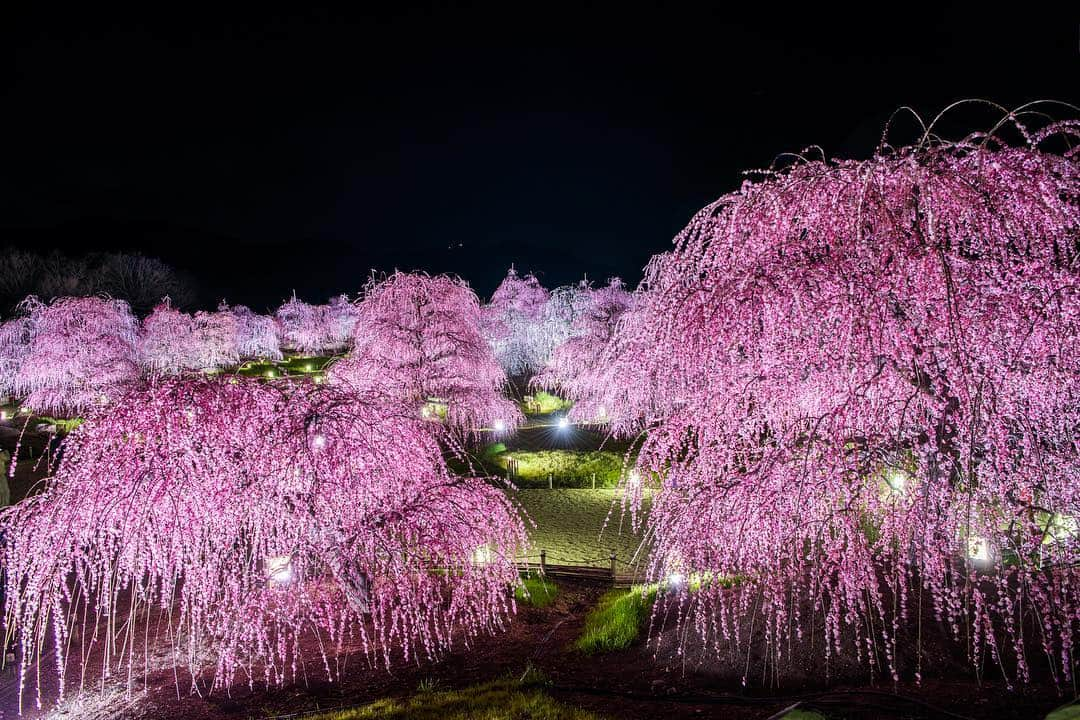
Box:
[13,296,140,415]
[331,272,519,433]
[598,118,1080,685]
[0,377,526,708]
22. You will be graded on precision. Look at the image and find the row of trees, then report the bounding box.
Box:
[0,294,361,416]
[480,268,634,381]
[1,272,527,709]
[0,248,198,314]
[0,270,636,419]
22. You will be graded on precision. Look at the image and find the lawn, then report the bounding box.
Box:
[300,678,604,719]
[511,489,650,570]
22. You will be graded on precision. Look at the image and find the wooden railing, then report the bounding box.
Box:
[515,550,646,587]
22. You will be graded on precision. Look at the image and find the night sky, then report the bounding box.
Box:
[3,5,1077,310]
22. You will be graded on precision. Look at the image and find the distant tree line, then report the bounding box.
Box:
[0,248,197,315]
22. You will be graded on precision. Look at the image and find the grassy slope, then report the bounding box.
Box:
[512,489,650,569]
[574,586,657,655]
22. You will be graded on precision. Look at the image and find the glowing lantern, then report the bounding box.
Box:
[266,555,294,586]
[885,468,907,494]
[967,536,993,564]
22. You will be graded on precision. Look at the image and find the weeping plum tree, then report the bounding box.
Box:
[0,316,31,400]
[325,294,359,351]
[222,302,283,361]
[533,277,634,421]
[482,268,551,376]
[13,296,140,415]
[330,272,519,434]
[138,299,198,375]
[593,114,1080,685]
[0,377,526,709]
[275,295,331,355]
[190,309,240,370]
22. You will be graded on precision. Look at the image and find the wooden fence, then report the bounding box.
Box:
[516,550,644,587]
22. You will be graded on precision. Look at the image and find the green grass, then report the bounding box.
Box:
[1048,702,1080,720]
[574,586,657,655]
[513,489,650,568]
[523,391,573,415]
[497,449,629,488]
[515,576,558,608]
[298,678,604,719]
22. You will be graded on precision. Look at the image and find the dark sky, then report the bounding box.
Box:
[2,4,1077,310]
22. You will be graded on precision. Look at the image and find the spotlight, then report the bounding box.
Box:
[557,416,569,430]
[667,572,685,587]
[493,419,507,433]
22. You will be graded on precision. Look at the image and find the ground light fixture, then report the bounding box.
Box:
[493,419,507,433]
[266,555,294,586]
[885,468,907,494]
[967,536,993,566]
[667,572,685,588]
[557,416,569,430]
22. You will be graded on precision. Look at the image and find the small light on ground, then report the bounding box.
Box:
[264,369,276,378]
[266,555,294,586]
[557,416,569,430]
[667,572,685,587]
[967,536,993,564]
[494,419,507,432]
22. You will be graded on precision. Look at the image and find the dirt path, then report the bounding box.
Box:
[0,579,1058,720]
